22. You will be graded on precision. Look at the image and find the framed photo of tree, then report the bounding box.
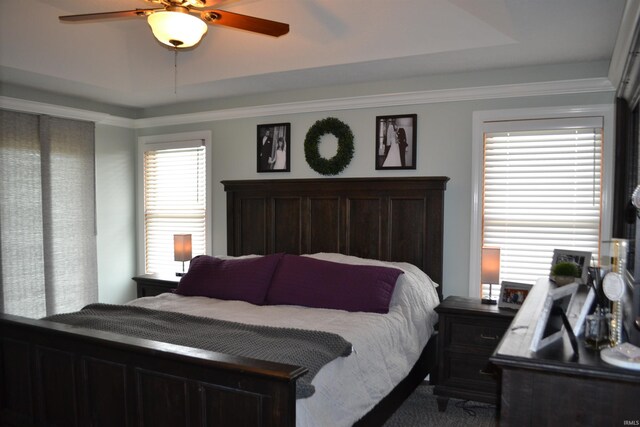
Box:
[257,123,291,172]
[375,114,417,170]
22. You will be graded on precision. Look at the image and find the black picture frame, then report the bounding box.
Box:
[375,114,417,170]
[257,123,291,172]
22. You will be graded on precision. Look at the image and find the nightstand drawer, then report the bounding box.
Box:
[450,320,508,349]
[443,352,498,392]
[133,274,180,298]
[138,283,175,297]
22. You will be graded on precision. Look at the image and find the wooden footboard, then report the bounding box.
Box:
[0,313,306,427]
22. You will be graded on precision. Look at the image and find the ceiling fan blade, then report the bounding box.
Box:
[201,10,289,37]
[59,9,159,22]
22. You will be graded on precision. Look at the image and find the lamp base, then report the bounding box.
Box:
[482,282,497,305]
[176,260,187,277]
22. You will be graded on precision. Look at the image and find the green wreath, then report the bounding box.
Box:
[304,117,354,176]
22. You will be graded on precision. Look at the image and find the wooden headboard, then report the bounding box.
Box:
[222,177,448,300]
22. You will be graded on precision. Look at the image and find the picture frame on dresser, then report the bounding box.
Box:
[571,285,596,336]
[551,249,591,284]
[498,281,533,310]
[530,282,579,351]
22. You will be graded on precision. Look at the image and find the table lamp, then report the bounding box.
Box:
[174,234,192,276]
[481,247,500,305]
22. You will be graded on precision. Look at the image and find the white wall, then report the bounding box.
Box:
[135,90,615,299]
[95,124,137,303]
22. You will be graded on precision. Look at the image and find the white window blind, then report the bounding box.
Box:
[143,141,206,276]
[481,124,603,298]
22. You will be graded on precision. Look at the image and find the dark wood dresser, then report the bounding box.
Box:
[491,279,640,426]
[132,273,181,297]
[433,296,516,411]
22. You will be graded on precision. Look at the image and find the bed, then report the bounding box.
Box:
[0,176,448,427]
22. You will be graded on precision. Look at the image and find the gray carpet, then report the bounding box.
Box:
[383,384,497,427]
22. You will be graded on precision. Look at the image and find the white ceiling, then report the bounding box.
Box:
[0,0,627,110]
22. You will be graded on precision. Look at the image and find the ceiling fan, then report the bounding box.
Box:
[59,0,289,49]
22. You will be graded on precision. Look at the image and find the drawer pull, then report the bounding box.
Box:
[480,333,500,340]
[479,369,493,376]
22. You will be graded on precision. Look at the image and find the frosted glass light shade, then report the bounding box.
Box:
[148,11,207,48]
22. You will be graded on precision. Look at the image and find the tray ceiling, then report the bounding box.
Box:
[0,0,626,109]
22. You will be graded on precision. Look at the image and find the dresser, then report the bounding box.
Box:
[433,296,516,411]
[491,279,640,426]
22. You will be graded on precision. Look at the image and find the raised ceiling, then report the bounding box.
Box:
[0,0,627,109]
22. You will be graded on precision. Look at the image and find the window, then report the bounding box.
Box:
[139,132,210,276]
[470,106,613,298]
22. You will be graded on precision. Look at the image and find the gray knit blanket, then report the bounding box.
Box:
[44,303,352,398]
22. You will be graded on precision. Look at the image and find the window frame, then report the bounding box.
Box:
[469,105,614,298]
[136,131,212,274]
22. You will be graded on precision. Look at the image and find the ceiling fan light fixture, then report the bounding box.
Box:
[147,10,207,48]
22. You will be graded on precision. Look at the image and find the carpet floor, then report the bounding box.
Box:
[383,384,497,427]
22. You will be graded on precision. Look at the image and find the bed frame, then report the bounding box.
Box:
[0,176,447,427]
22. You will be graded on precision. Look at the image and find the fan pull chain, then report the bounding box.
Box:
[174,47,178,95]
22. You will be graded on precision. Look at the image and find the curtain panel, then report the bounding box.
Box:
[0,109,97,318]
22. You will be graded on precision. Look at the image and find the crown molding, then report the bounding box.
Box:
[135,78,613,128]
[0,96,135,128]
[608,0,640,95]
[2,77,614,129]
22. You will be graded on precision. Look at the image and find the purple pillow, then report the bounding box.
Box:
[175,254,284,305]
[266,254,403,313]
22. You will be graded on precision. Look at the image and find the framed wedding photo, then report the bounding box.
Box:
[257,123,291,172]
[375,114,417,170]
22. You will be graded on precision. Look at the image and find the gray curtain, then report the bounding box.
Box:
[0,109,98,318]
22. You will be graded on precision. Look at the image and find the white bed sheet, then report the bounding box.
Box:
[128,253,440,427]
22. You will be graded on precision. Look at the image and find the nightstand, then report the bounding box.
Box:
[132,273,181,298]
[433,296,516,411]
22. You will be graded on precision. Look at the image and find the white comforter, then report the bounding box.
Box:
[128,253,440,427]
